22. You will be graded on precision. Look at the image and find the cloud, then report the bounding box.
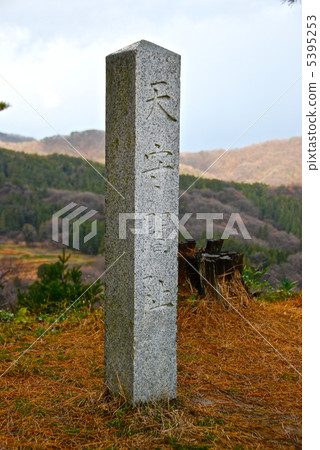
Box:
[0,0,301,150]
[40,89,61,109]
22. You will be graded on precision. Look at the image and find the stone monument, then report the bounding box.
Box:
[105,40,180,403]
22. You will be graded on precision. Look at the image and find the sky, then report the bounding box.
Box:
[0,0,301,152]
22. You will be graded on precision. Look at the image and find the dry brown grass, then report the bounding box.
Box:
[0,243,97,281]
[0,288,301,449]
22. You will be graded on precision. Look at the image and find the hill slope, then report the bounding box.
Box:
[0,132,35,143]
[180,137,301,186]
[0,131,301,186]
[0,147,302,286]
[0,130,105,163]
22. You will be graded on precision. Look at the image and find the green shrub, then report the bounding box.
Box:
[242,265,272,296]
[243,265,299,302]
[264,277,299,302]
[0,309,14,322]
[17,249,103,314]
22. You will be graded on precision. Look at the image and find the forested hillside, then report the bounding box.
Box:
[180,175,301,239]
[0,148,103,193]
[0,148,302,286]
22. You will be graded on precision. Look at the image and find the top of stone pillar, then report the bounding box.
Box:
[107,39,180,58]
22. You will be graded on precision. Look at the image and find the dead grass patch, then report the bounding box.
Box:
[0,289,301,448]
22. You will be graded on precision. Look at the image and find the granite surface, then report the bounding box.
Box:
[105,40,180,403]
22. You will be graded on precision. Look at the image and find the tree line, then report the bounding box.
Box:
[0,149,301,264]
[180,175,301,240]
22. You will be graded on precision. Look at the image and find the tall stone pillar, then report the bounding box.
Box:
[105,40,180,403]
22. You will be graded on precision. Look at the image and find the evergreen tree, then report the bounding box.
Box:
[0,102,10,112]
[18,248,103,314]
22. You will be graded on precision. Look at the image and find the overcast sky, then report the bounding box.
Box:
[0,0,301,152]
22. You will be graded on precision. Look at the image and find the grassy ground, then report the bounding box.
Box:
[0,290,301,449]
[0,242,97,281]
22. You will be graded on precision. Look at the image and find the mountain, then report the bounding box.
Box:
[0,147,302,287]
[0,132,35,143]
[180,137,301,186]
[0,131,301,186]
[0,130,105,163]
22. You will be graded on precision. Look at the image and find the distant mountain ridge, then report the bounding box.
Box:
[0,130,104,163]
[180,137,301,186]
[0,132,35,143]
[0,130,301,186]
